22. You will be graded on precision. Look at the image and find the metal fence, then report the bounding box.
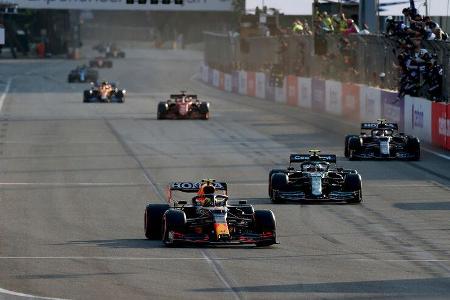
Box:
[204,32,450,101]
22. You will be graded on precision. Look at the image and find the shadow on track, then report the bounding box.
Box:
[394,201,450,211]
[64,239,163,249]
[189,277,450,296]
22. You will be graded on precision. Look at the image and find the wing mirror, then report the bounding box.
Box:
[177,200,187,205]
[238,200,247,205]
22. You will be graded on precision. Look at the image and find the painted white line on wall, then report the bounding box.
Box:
[422,147,450,161]
[0,287,66,300]
[0,77,12,112]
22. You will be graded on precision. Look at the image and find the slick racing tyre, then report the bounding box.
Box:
[344,135,358,158]
[199,102,209,120]
[343,173,362,204]
[270,173,288,203]
[162,209,186,246]
[254,210,276,247]
[406,137,420,161]
[268,169,285,198]
[157,102,168,120]
[145,204,170,239]
[348,137,362,160]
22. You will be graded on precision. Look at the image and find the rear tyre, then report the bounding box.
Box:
[348,137,362,160]
[83,90,90,103]
[343,173,362,204]
[254,210,276,246]
[157,102,168,120]
[268,169,285,198]
[345,135,358,158]
[145,204,170,239]
[162,210,186,246]
[270,173,288,203]
[199,102,209,120]
[406,137,420,161]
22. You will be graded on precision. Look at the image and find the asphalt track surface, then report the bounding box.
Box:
[0,49,450,300]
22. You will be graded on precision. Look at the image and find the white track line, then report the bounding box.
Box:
[0,256,207,260]
[422,147,450,160]
[201,251,240,300]
[0,182,142,187]
[0,77,12,112]
[0,287,66,300]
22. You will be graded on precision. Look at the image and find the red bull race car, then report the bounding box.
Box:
[144,179,277,246]
[157,92,209,120]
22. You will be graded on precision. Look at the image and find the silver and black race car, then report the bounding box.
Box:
[145,180,277,247]
[345,120,420,160]
[68,65,98,83]
[83,81,125,103]
[269,150,362,203]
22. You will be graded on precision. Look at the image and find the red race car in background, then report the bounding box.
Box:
[157,91,210,120]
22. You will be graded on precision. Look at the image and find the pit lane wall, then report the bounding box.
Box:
[201,64,450,151]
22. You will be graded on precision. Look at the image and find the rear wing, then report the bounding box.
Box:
[361,122,398,130]
[290,154,337,163]
[169,181,227,193]
[170,94,198,100]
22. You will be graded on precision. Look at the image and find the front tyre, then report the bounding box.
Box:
[145,204,170,239]
[162,210,186,246]
[343,173,362,204]
[254,210,276,246]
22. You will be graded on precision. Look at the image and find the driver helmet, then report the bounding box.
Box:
[197,184,216,206]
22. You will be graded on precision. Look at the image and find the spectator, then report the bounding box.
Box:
[359,24,370,35]
[343,19,359,36]
[321,12,334,33]
[292,19,304,35]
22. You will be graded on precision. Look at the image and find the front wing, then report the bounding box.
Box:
[167,231,276,246]
[273,189,357,202]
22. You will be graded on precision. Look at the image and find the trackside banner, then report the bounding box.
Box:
[11,0,233,11]
[200,65,450,152]
[404,96,432,143]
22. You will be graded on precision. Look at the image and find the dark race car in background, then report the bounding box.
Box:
[345,120,420,160]
[89,57,113,68]
[83,81,125,103]
[93,43,125,58]
[269,150,362,204]
[144,180,277,246]
[157,92,210,120]
[67,65,98,83]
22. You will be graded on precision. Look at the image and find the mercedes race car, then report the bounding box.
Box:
[83,81,125,103]
[345,120,420,160]
[157,92,209,120]
[67,65,98,83]
[89,57,113,68]
[145,180,277,246]
[269,150,362,203]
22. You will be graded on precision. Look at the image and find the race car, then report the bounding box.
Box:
[157,92,209,120]
[105,45,125,58]
[145,179,277,246]
[89,57,113,68]
[269,150,362,203]
[344,119,420,160]
[83,81,125,103]
[67,65,98,83]
[93,43,125,58]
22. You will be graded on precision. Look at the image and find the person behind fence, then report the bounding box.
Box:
[321,12,334,33]
[292,19,304,35]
